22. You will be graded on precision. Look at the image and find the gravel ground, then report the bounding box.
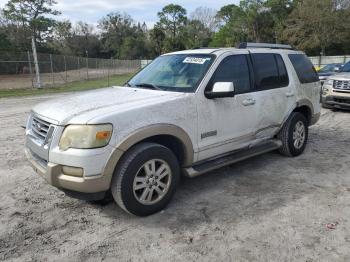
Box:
[0,94,350,262]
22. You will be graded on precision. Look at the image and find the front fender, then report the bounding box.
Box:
[101,124,194,187]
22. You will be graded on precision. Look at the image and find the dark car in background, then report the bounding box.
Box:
[340,61,350,73]
[318,63,344,85]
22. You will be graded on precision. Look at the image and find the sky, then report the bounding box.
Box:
[0,0,239,27]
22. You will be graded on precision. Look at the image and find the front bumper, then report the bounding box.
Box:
[322,95,350,110]
[25,148,111,198]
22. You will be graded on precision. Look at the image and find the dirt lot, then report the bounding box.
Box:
[0,94,350,262]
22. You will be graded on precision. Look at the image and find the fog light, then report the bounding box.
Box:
[62,166,84,177]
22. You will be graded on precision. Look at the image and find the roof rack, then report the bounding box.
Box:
[238,42,294,50]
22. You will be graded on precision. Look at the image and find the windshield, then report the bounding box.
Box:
[341,62,350,72]
[127,54,215,92]
[319,64,341,73]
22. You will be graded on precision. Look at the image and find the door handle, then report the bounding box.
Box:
[242,98,256,106]
[286,92,295,97]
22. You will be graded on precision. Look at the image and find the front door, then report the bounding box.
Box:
[196,53,258,161]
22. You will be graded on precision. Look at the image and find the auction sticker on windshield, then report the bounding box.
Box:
[183,57,211,64]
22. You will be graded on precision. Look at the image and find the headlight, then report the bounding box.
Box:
[59,124,113,151]
[325,79,334,86]
[322,86,329,95]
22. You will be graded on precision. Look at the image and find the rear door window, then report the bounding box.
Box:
[251,53,288,90]
[288,54,319,83]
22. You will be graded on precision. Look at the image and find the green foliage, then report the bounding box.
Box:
[1,0,350,58]
[184,20,211,49]
[283,0,350,55]
[157,4,187,51]
[150,26,166,56]
[3,0,60,42]
[98,13,151,59]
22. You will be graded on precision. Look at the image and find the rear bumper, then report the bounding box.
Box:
[322,95,350,110]
[25,148,110,198]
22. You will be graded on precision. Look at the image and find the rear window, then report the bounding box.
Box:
[288,54,319,84]
[251,53,288,90]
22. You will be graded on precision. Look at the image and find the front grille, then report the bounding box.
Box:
[29,149,48,168]
[333,80,350,91]
[31,115,52,142]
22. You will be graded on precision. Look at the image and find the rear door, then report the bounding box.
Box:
[248,51,296,139]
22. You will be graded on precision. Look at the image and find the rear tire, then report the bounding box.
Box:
[277,112,308,157]
[111,142,180,216]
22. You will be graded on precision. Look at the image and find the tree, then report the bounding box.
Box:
[150,26,166,56]
[99,12,151,59]
[119,22,151,59]
[49,20,72,53]
[70,22,101,57]
[190,7,219,32]
[184,20,211,49]
[157,4,187,50]
[3,0,60,47]
[48,20,102,57]
[265,0,294,43]
[212,1,285,47]
[98,12,134,58]
[283,0,350,55]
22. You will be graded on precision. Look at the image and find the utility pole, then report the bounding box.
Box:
[86,50,89,80]
[27,51,34,88]
[32,36,42,88]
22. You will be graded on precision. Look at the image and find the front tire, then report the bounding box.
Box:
[111,142,180,216]
[277,112,309,157]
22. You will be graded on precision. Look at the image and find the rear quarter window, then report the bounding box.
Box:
[288,54,319,84]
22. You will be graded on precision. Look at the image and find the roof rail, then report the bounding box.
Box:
[238,42,294,50]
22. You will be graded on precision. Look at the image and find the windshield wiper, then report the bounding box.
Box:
[135,83,162,91]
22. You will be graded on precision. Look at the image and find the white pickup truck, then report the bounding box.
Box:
[25,43,321,216]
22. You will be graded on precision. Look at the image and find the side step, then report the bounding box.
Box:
[184,139,282,178]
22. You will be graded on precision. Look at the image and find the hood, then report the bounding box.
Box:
[318,72,335,77]
[32,86,185,125]
[329,72,350,81]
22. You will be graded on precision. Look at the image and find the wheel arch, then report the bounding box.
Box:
[294,99,314,125]
[102,124,194,186]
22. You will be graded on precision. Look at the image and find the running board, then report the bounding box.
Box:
[184,140,282,178]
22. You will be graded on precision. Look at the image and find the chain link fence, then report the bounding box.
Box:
[0,51,142,89]
[1,51,349,90]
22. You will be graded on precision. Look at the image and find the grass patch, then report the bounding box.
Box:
[0,73,134,98]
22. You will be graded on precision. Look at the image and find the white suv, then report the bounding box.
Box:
[25,43,321,216]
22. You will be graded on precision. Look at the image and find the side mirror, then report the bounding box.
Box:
[334,67,340,72]
[205,82,235,99]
